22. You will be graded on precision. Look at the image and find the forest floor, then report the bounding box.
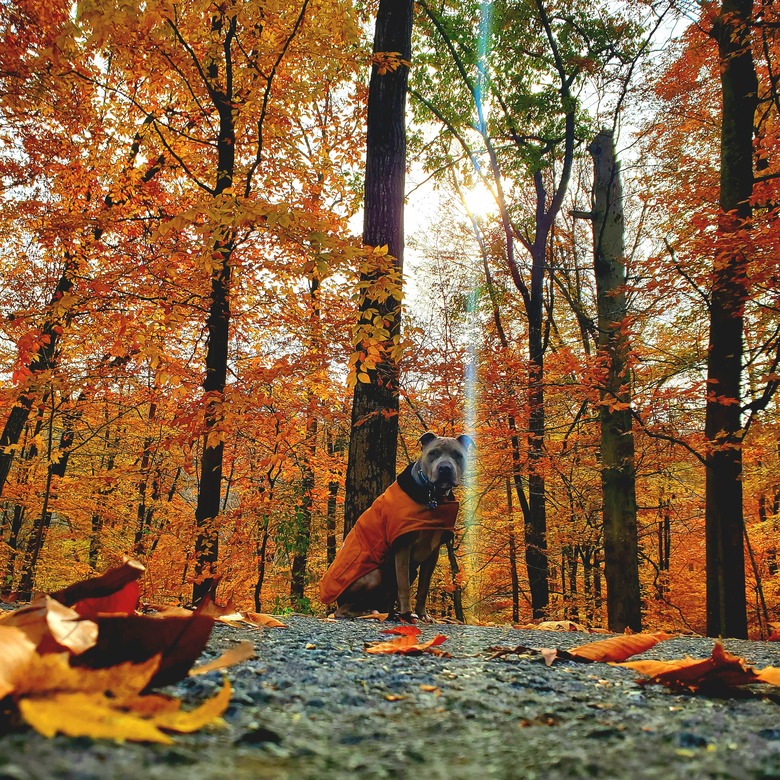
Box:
[1,615,779,779]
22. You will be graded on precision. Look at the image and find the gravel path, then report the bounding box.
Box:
[1,616,779,779]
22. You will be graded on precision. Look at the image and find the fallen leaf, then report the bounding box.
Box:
[151,679,231,733]
[381,625,422,637]
[614,640,779,693]
[365,631,448,656]
[757,667,780,685]
[0,625,37,698]
[569,632,675,663]
[356,612,389,621]
[14,653,162,698]
[74,597,217,688]
[19,692,173,744]
[1,596,98,655]
[419,684,439,692]
[240,612,287,629]
[515,620,588,632]
[52,558,144,618]
[384,694,406,701]
[190,641,255,676]
[540,647,558,667]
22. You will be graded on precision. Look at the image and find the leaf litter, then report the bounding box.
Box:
[0,558,284,743]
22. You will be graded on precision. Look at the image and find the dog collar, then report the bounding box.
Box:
[411,465,439,509]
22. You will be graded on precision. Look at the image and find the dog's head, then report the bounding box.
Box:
[417,432,475,493]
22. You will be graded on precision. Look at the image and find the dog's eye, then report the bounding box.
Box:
[454,452,464,461]
[429,449,440,457]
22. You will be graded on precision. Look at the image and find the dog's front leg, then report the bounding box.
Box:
[414,546,440,622]
[393,542,414,621]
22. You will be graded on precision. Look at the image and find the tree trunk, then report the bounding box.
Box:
[134,401,157,556]
[505,477,520,623]
[326,432,342,567]
[588,129,642,632]
[705,0,757,639]
[342,0,412,535]
[290,411,317,607]
[192,13,237,604]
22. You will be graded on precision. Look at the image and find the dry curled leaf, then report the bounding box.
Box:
[190,641,255,676]
[366,626,448,656]
[614,640,780,693]
[18,679,231,744]
[1,596,98,655]
[569,632,675,663]
[515,620,588,632]
[51,557,144,617]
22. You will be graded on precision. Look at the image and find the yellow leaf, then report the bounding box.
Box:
[14,653,162,698]
[357,372,370,383]
[19,692,173,744]
[152,679,231,733]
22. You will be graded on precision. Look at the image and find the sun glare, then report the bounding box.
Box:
[461,180,497,219]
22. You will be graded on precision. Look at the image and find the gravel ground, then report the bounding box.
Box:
[1,616,780,780]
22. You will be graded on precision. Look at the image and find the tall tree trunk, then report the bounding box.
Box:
[193,13,237,604]
[505,476,520,623]
[705,0,757,639]
[342,0,412,535]
[588,129,642,632]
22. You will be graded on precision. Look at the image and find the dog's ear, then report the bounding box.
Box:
[457,434,475,451]
[419,432,437,448]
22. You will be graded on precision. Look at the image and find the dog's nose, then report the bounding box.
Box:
[437,462,455,483]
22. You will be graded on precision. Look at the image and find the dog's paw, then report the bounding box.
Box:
[415,612,434,623]
[390,610,417,623]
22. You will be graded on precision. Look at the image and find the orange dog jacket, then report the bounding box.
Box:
[319,480,459,605]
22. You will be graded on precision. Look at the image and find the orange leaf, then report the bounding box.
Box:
[757,667,780,686]
[365,631,447,656]
[190,641,255,676]
[569,632,675,663]
[614,640,775,692]
[381,625,421,637]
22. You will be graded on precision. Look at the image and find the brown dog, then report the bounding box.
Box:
[319,433,474,621]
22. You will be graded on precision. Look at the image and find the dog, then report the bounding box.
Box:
[319,432,474,622]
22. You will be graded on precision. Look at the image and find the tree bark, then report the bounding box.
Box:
[505,477,520,623]
[705,0,757,639]
[588,129,642,632]
[192,12,237,604]
[342,0,412,535]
